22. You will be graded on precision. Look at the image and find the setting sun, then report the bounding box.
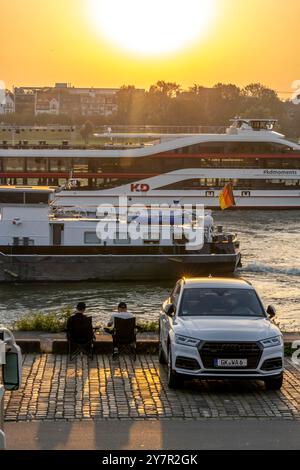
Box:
[88,0,216,57]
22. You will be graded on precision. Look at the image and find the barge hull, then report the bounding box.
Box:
[0,253,240,282]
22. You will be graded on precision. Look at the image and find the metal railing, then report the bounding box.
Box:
[96,125,227,135]
[0,124,226,134]
[0,124,228,149]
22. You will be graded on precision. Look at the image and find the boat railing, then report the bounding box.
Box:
[95,125,227,134]
[0,125,228,150]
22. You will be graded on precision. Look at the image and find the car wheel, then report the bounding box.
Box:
[167,347,183,389]
[264,374,283,391]
[158,340,167,364]
[158,323,167,364]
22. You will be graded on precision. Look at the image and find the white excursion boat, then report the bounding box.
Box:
[0,118,299,209]
[0,187,241,282]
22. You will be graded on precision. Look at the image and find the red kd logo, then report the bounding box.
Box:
[130,183,150,192]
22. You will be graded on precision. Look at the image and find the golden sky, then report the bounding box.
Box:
[1,0,299,96]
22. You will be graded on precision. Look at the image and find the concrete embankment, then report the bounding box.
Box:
[11,331,300,355]
[12,331,159,354]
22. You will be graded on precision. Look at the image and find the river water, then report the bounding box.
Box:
[0,211,299,331]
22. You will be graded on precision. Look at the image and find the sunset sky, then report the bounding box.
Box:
[1,0,299,96]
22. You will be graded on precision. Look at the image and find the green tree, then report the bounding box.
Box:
[116,85,147,124]
[241,83,283,121]
[145,81,182,124]
[242,83,278,100]
[149,81,181,98]
[214,83,241,101]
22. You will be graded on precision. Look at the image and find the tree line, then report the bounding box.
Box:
[1,81,299,138]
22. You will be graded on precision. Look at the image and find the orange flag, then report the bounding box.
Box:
[219,182,236,210]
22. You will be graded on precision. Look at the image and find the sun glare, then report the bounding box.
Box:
[88,0,216,57]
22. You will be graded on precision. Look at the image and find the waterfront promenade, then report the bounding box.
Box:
[3,353,300,449]
[4,355,300,422]
[3,331,300,449]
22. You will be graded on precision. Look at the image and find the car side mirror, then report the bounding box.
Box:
[267,305,276,319]
[164,304,176,317]
[3,351,22,391]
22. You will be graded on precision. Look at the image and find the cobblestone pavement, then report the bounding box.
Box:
[4,355,300,421]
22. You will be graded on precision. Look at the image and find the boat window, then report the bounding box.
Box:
[27,158,48,171]
[2,158,24,171]
[49,158,69,171]
[156,178,300,191]
[169,141,294,155]
[178,288,265,317]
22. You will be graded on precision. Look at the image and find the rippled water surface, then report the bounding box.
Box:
[0,211,299,331]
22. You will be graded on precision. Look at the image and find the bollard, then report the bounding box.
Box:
[0,385,4,433]
[0,329,23,450]
[0,430,5,450]
[1,328,22,391]
[0,349,5,449]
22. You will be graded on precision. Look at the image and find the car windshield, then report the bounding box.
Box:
[178,288,265,317]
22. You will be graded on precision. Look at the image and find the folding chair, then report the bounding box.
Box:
[67,315,95,360]
[112,317,137,360]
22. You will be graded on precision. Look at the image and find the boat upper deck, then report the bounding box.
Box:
[1,119,299,155]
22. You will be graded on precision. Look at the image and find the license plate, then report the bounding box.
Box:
[214,359,248,368]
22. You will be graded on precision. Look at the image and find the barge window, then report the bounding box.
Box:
[84,232,101,244]
[25,192,49,204]
[0,191,23,203]
[0,191,49,204]
[113,234,131,245]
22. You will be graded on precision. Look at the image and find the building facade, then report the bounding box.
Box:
[0,92,15,114]
[13,83,121,117]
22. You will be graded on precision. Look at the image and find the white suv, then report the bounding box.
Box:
[159,277,284,390]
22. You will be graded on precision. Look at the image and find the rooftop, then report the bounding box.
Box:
[183,277,253,289]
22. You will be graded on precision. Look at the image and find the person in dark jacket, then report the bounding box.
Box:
[66,302,94,344]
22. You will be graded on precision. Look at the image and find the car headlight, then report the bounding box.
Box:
[260,336,283,348]
[175,335,200,347]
